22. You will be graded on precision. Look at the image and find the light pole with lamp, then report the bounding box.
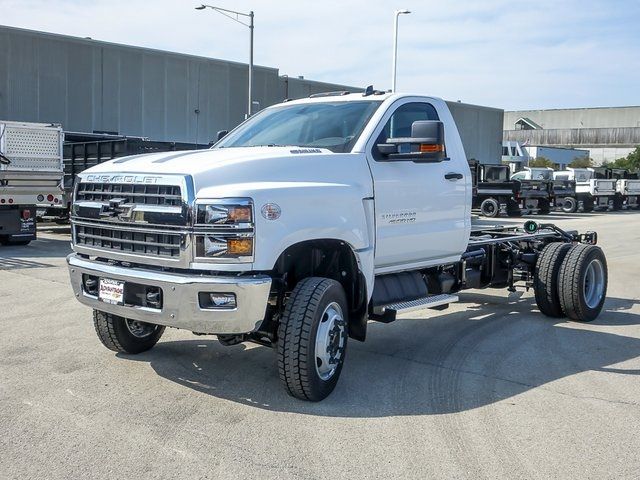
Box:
[195,4,255,118]
[391,9,411,93]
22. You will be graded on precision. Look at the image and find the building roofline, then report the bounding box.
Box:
[0,24,278,72]
[506,105,640,113]
[446,100,504,113]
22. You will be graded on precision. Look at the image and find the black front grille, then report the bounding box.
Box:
[76,183,182,206]
[75,224,183,258]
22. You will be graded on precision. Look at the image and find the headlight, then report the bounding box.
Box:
[195,236,253,258]
[194,198,254,262]
[196,199,253,226]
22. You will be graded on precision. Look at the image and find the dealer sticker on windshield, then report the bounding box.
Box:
[99,278,125,305]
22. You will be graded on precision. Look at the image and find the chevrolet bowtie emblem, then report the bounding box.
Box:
[100,198,134,219]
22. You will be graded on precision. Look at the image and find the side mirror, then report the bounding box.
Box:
[377,143,398,155]
[216,130,229,141]
[377,120,446,162]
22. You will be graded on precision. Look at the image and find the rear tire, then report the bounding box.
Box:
[582,199,594,212]
[538,199,551,214]
[277,277,348,402]
[561,197,578,213]
[506,199,521,217]
[534,242,572,318]
[480,198,500,217]
[93,310,165,354]
[558,245,608,322]
[612,195,623,211]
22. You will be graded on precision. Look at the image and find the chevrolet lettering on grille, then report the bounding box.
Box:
[85,174,161,184]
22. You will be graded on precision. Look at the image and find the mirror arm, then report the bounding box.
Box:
[385,137,441,145]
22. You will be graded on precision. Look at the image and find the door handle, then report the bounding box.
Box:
[445,172,464,180]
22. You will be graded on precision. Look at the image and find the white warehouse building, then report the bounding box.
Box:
[503,106,640,164]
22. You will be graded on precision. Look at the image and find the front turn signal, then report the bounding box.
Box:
[227,238,253,256]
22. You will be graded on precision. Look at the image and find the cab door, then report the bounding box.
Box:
[365,99,469,272]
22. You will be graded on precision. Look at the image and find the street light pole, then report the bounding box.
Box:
[391,9,411,93]
[248,10,254,119]
[195,4,254,118]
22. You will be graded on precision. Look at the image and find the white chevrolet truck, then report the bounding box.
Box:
[67,91,608,401]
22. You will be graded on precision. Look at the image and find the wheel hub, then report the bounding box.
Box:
[315,302,346,380]
[583,258,605,309]
[125,319,158,338]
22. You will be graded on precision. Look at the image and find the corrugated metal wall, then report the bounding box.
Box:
[0,26,360,143]
[503,127,640,148]
[447,101,504,164]
[504,107,640,130]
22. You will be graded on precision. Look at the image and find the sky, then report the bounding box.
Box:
[1,0,639,110]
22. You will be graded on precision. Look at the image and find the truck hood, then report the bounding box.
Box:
[84,146,329,176]
[80,146,372,198]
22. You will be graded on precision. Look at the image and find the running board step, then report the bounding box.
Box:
[371,294,459,323]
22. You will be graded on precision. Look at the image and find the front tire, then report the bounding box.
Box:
[277,277,348,401]
[561,197,578,213]
[558,245,608,322]
[93,310,165,354]
[480,198,500,217]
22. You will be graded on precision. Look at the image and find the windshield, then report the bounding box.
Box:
[215,100,382,153]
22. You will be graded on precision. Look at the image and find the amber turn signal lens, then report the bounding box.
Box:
[419,144,444,153]
[227,206,252,223]
[227,238,253,256]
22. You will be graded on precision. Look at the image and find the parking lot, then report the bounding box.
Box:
[1,211,639,480]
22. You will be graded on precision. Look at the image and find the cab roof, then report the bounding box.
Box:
[278,91,440,107]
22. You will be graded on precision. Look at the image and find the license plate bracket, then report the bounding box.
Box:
[99,278,125,305]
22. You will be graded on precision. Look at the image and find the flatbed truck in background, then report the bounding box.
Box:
[0,121,64,245]
[39,136,207,223]
[468,160,520,217]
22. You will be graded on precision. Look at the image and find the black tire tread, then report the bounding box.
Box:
[558,244,607,322]
[561,197,578,213]
[480,198,500,217]
[277,277,339,401]
[93,310,126,352]
[93,310,164,353]
[538,199,551,214]
[534,242,572,317]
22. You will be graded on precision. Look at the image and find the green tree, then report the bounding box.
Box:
[608,146,640,171]
[569,156,593,168]
[528,156,554,168]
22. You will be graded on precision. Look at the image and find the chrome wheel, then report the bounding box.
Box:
[315,302,346,381]
[125,319,159,338]
[583,258,605,309]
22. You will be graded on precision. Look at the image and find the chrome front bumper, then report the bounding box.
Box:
[67,254,272,334]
